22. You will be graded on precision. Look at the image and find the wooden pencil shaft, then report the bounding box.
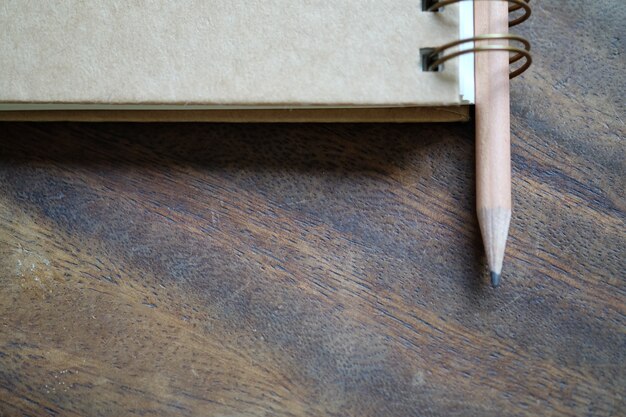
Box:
[475,0,511,211]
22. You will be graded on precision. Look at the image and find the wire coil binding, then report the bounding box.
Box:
[422,0,532,79]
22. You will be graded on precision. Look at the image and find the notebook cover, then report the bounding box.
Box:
[0,1,462,108]
[0,106,469,123]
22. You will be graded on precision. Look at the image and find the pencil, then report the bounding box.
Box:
[475,0,511,287]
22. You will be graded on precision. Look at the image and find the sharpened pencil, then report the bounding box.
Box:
[475,0,512,287]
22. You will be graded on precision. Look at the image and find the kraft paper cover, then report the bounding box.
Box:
[0,1,461,107]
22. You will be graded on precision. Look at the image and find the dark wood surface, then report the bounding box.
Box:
[1,1,624,416]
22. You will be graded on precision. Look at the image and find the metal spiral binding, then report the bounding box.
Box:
[422,0,532,79]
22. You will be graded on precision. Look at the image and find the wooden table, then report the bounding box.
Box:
[1,2,624,416]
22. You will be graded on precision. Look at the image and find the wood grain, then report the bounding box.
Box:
[0,1,624,416]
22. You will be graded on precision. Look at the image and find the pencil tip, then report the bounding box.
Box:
[490,271,501,287]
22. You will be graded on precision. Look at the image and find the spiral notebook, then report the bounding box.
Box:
[0,1,528,122]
